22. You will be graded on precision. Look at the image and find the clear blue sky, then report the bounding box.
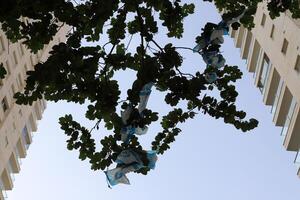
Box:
[6,1,300,199]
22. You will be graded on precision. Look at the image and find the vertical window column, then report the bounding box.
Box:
[281,97,297,137]
[271,78,284,116]
[258,54,271,94]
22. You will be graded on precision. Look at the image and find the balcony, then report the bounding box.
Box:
[28,113,37,132]
[0,178,6,200]
[248,40,262,73]
[281,98,297,136]
[1,168,13,191]
[16,138,27,158]
[270,72,282,111]
[0,191,4,200]
[283,103,300,151]
[34,101,42,120]
[9,152,20,174]
[241,29,253,59]
[273,86,293,127]
[235,26,245,48]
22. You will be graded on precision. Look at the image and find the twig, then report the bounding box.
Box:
[151,38,164,52]
[89,119,101,134]
[174,46,194,51]
[125,34,133,51]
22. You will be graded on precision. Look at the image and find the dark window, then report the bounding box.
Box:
[13,51,18,65]
[2,97,9,112]
[295,55,300,72]
[0,35,5,53]
[270,24,275,39]
[281,39,289,54]
[261,13,266,26]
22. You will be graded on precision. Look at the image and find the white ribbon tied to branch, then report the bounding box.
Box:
[193,10,247,83]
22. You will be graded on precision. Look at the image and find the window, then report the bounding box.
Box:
[281,38,289,54]
[295,55,300,72]
[22,126,30,149]
[258,54,271,93]
[13,51,18,65]
[270,24,275,39]
[5,136,9,147]
[1,97,9,113]
[0,35,5,53]
[261,13,266,26]
[19,109,22,117]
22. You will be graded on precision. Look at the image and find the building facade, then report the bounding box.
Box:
[230,3,300,177]
[0,25,68,199]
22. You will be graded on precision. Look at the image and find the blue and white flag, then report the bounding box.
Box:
[138,82,154,113]
[105,149,158,187]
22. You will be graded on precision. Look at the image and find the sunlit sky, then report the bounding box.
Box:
[6,1,300,199]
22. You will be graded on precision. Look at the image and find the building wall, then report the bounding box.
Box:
[230,3,300,177]
[0,24,68,199]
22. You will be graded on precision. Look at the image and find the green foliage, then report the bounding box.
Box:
[0,0,297,179]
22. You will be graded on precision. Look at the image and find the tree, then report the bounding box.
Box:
[0,0,299,186]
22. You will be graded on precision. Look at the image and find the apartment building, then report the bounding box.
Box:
[230,3,300,176]
[0,25,68,199]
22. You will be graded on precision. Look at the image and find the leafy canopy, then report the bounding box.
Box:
[0,0,298,178]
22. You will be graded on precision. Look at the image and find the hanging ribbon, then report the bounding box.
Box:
[193,10,247,83]
[120,82,154,143]
[105,149,157,186]
[105,83,156,187]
